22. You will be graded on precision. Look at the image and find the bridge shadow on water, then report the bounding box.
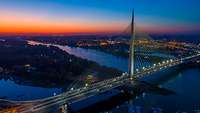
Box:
[73,82,176,113]
[73,81,176,113]
[73,64,198,113]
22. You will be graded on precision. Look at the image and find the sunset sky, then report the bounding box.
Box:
[0,0,200,34]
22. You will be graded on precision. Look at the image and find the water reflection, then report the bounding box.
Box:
[0,77,62,101]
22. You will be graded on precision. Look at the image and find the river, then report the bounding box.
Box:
[0,41,200,112]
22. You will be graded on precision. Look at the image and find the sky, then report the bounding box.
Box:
[0,0,200,35]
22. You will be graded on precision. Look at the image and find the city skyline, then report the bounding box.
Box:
[0,0,200,35]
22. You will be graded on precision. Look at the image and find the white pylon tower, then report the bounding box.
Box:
[129,9,135,77]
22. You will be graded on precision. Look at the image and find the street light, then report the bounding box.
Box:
[53,92,56,96]
[130,77,134,80]
[85,83,88,87]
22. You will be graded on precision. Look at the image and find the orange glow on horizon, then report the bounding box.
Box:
[1,10,198,35]
[0,22,124,34]
[0,11,126,34]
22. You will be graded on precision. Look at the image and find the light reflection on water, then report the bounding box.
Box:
[0,79,61,101]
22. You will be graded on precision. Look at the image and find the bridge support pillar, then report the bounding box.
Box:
[129,9,135,78]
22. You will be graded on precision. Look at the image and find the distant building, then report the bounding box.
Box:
[0,67,3,73]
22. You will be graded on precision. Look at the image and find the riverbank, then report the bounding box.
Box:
[0,39,122,88]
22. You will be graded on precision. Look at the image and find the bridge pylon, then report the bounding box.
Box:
[129,9,135,78]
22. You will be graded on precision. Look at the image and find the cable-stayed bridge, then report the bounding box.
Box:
[1,10,200,113]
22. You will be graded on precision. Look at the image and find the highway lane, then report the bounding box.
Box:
[31,75,129,108]
[22,77,131,112]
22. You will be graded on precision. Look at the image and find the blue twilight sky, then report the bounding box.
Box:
[0,0,199,34]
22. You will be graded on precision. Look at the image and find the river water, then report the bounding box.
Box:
[0,41,200,112]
